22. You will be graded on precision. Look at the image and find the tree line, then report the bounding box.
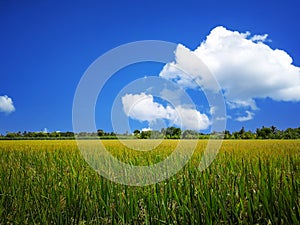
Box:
[223,126,300,139]
[1,125,300,140]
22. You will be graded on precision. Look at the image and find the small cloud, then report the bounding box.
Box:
[0,95,15,114]
[227,99,258,110]
[250,34,269,42]
[216,115,232,121]
[209,106,218,115]
[141,127,152,132]
[235,111,254,122]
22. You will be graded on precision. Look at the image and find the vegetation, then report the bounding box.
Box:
[1,125,300,140]
[226,126,300,140]
[0,140,299,224]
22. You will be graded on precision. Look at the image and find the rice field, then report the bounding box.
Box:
[0,140,299,224]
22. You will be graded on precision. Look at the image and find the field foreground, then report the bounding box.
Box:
[0,140,299,224]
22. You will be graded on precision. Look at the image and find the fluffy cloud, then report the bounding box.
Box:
[121,93,210,130]
[173,105,210,130]
[235,111,254,122]
[159,44,219,92]
[122,93,174,122]
[160,26,300,121]
[0,95,15,114]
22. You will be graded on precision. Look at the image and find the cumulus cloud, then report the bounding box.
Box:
[0,95,15,114]
[121,93,210,130]
[122,93,174,122]
[159,44,219,92]
[235,111,255,122]
[159,26,300,121]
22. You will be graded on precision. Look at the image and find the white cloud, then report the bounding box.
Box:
[173,105,211,130]
[159,26,300,121]
[250,34,269,42]
[159,44,219,92]
[121,93,210,130]
[0,95,15,114]
[122,93,174,122]
[141,127,152,132]
[209,106,216,115]
[216,115,232,121]
[227,99,258,110]
[235,111,254,122]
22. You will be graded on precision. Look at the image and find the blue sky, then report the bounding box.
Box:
[1,0,300,134]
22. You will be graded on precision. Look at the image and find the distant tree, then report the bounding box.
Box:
[3,125,300,140]
[224,130,231,139]
[165,127,181,139]
[239,127,245,135]
[150,130,163,139]
[244,131,254,139]
[133,129,140,138]
[140,130,151,139]
[232,131,240,139]
[270,125,277,134]
[182,130,199,139]
[97,129,105,137]
[256,126,273,139]
[49,132,61,138]
[37,132,48,137]
[6,132,17,138]
[283,128,299,139]
[78,132,88,137]
[61,131,74,137]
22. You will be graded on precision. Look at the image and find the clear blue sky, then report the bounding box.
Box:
[1,0,300,134]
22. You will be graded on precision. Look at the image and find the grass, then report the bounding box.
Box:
[0,140,299,224]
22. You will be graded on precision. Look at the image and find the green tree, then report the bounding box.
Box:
[97,129,105,137]
[165,127,181,139]
[140,131,151,139]
[182,130,199,139]
[133,129,140,138]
